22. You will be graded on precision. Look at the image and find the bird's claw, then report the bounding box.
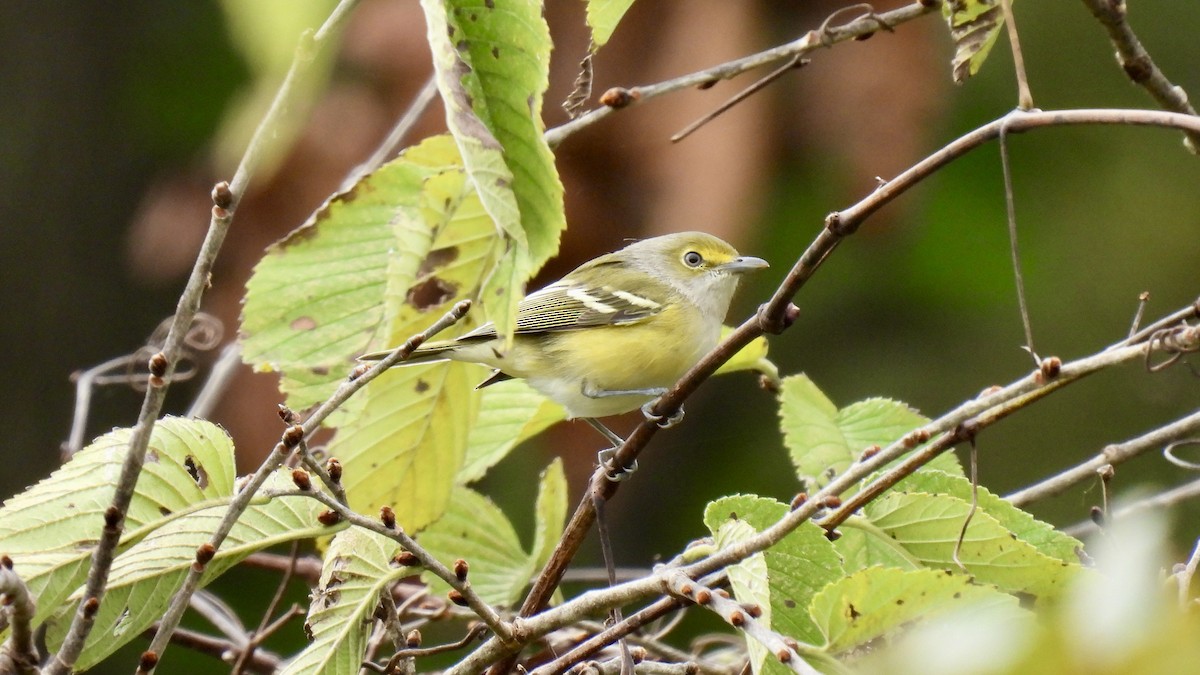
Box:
[598,448,638,482]
[641,401,684,428]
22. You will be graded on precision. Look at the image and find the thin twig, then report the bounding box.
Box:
[525,597,687,675]
[231,541,301,674]
[1006,408,1200,506]
[0,563,39,675]
[264,481,513,642]
[371,623,486,673]
[342,75,440,191]
[1001,0,1034,110]
[143,298,474,669]
[187,343,243,420]
[143,624,282,675]
[518,108,1200,644]
[544,1,940,147]
[1065,475,1200,537]
[670,55,806,143]
[951,438,980,574]
[999,116,1039,364]
[1078,0,1200,152]
[1176,537,1200,609]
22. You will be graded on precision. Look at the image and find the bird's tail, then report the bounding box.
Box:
[357,340,459,366]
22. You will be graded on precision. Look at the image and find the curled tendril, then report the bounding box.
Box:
[1164,439,1200,471]
[1145,323,1200,373]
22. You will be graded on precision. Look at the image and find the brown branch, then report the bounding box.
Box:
[0,561,39,675]
[142,624,282,675]
[515,109,1200,649]
[544,1,941,148]
[142,298,474,670]
[1079,0,1200,152]
[525,597,686,675]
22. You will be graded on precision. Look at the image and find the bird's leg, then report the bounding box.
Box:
[584,417,638,482]
[580,382,668,399]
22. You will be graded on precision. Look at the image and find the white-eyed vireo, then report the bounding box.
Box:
[361,231,767,450]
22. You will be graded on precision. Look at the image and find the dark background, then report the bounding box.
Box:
[3,1,1199,671]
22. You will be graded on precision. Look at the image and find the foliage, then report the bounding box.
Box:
[4,1,1200,674]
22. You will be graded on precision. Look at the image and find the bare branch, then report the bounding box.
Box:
[1079,0,1200,151]
[1006,408,1200,506]
[1066,475,1200,538]
[142,298,474,669]
[0,561,39,675]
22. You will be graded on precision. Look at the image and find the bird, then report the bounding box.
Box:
[360,231,767,474]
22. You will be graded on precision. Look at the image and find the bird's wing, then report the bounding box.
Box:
[456,279,669,342]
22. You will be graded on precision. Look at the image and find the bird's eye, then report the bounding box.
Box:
[683,251,704,267]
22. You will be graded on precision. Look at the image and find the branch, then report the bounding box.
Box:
[142,299,473,669]
[1006,408,1200,506]
[517,107,1200,634]
[1079,0,1200,152]
[0,560,38,675]
[544,1,940,147]
[1065,475,1200,538]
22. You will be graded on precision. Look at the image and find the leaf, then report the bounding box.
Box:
[810,567,1024,656]
[894,470,1082,564]
[862,490,1080,601]
[458,380,565,484]
[420,0,567,338]
[942,0,1006,84]
[586,0,637,49]
[713,327,779,387]
[778,375,961,492]
[418,487,534,607]
[45,470,341,670]
[240,135,464,411]
[531,458,568,572]
[281,528,414,675]
[0,417,235,629]
[329,166,509,530]
[704,495,844,673]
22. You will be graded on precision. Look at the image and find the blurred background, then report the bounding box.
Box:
[2,1,1198,671]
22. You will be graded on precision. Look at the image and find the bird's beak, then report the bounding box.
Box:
[718,256,769,274]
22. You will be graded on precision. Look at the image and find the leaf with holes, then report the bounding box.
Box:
[0,417,234,630]
[239,134,464,413]
[779,375,961,492]
[420,0,566,339]
[329,166,511,531]
[810,567,1026,656]
[280,527,415,675]
[43,470,341,670]
[942,0,1006,84]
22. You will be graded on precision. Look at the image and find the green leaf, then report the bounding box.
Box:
[778,375,961,492]
[586,0,637,49]
[531,458,568,572]
[0,417,235,629]
[459,380,565,484]
[420,0,566,338]
[240,135,464,411]
[281,528,414,675]
[704,495,843,673]
[810,567,1024,656]
[862,490,1080,601]
[45,470,341,670]
[894,470,1082,564]
[418,487,533,607]
[942,0,1006,84]
[713,327,780,387]
[331,163,514,531]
